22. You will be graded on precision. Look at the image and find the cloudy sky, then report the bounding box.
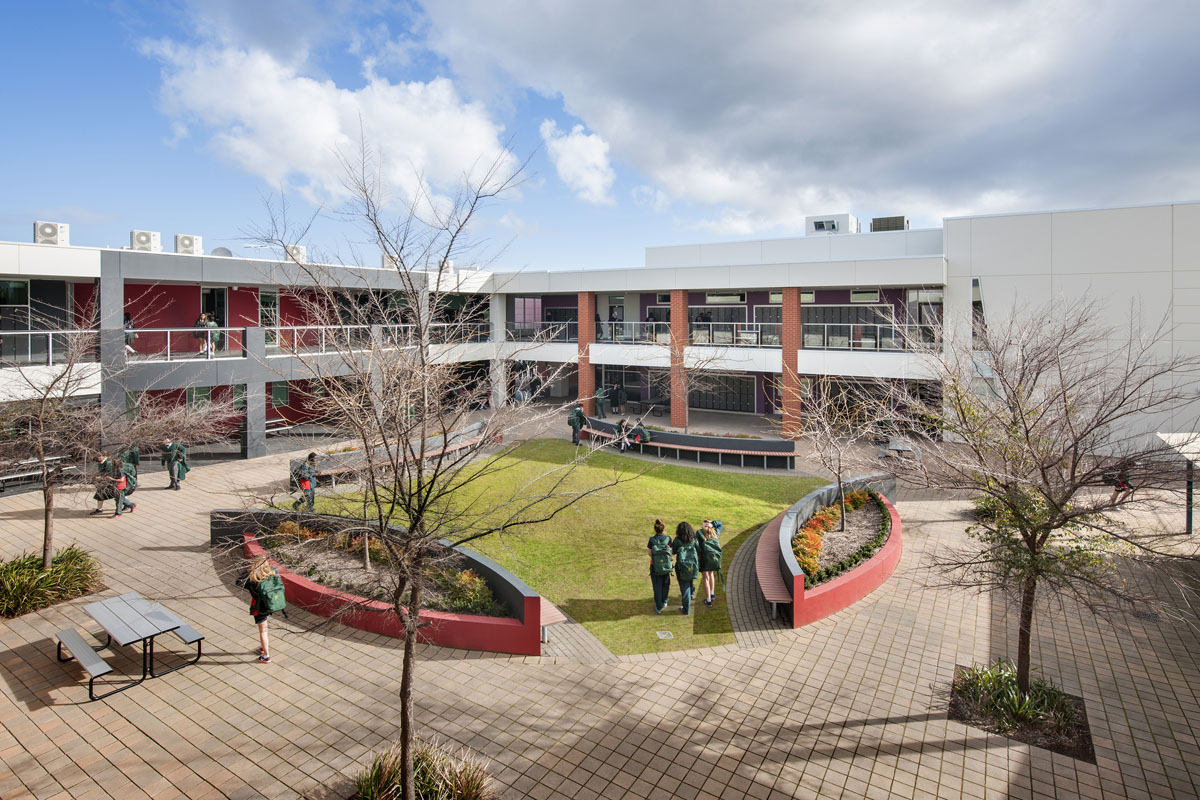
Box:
[2,1,1199,269]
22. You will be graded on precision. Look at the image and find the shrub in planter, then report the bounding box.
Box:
[0,545,103,617]
[355,738,499,800]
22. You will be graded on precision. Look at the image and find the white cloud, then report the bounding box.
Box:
[141,36,515,212]
[632,185,669,212]
[539,120,616,206]
[422,0,1200,233]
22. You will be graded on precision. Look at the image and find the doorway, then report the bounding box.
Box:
[201,287,227,327]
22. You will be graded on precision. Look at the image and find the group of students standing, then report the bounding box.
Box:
[91,440,190,517]
[648,518,723,614]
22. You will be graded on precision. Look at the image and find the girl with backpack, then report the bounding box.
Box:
[698,520,724,608]
[671,521,701,615]
[647,519,673,614]
[245,556,286,663]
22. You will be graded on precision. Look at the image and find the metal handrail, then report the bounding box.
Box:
[0,330,100,365]
[800,323,939,352]
[593,321,672,343]
[687,322,783,347]
[504,321,579,342]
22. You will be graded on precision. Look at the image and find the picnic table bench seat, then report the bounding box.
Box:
[581,427,795,469]
[56,629,115,701]
[539,597,568,643]
[151,623,205,677]
[313,435,486,485]
[754,527,792,620]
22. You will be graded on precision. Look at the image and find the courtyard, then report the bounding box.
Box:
[1,440,1198,799]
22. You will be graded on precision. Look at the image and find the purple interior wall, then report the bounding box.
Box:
[540,294,577,308]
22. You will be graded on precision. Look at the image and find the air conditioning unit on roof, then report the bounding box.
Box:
[130,230,162,252]
[174,234,203,255]
[284,244,307,262]
[34,221,69,245]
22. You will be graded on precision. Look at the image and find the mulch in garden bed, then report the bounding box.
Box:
[948,665,1096,763]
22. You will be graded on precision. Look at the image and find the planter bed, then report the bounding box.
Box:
[212,510,544,656]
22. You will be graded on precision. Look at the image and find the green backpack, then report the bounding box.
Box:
[675,540,699,581]
[649,537,674,576]
[254,574,287,614]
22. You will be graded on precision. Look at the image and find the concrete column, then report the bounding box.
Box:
[781,287,804,438]
[577,292,596,415]
[489,293,506,343]
[241,327,267,459]
[669,289,688,429]
[490,358,508,409]
[98,252,126,447]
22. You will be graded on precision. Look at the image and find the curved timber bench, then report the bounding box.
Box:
[581,418,796,470]
[753,473,903,627]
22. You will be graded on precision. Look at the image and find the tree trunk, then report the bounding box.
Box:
[41,481,55,571]
[399,555,424,800]
[1016,574,1037,695]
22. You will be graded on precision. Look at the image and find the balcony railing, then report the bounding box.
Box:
[127,328,246,361]
[505,321,579,342]
[594,321,673,343]
[688,323,783,347]
[801,323,939,352]
[0,331,100,365]
[430,322,491,344]
[265,325,373,357]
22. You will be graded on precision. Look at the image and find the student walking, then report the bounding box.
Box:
[194,313,210,355]
[647,519,673,613]
[110,458,136,517]
[90,454,117,515]
[292,452,317,511]
[698,520,724,607]
[671,521,701,615]
[567,403,587,445]
[243,556,286,663]
[615,384,627,416]
[161,439,189,490]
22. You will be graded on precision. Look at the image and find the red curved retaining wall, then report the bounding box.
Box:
[243,535,543,656]
[788,495,903,628]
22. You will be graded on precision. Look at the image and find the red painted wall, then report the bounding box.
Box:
[71,281,97,327]
[789,495,903,628]
[268,379,323,423]
[125,283,201,328]
[243,534,543,655]
[228,287,260,327]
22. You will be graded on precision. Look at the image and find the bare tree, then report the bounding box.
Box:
[0,308,240,570]
[785,374,889,529]
[251,143,631,800]
[643,330,748,433]
[884,299,1200,693]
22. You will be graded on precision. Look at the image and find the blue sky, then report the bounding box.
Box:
[3,1,1199,271]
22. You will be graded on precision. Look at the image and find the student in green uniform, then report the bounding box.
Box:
[567,404,587,445]
[91,454,117,515]
[671,521,701,615]
[614,383,627,416]
[698,520,724,608]
[243,556,286,663]
[594,385,608,418]
[118,447,139,496]
[646,519,673,613]
[292,452,317,511]
[161,439,189,490]
[110,458,136,517]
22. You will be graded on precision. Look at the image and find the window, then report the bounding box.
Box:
[512,296,543,326]
[656,293,671,304]
[850,289,880,303]
[232,384,246,411]
[186,386,211,408]
[768,291,783,304]
[124,391,140,418]
[0,281,29,306]
[800,290,815,304]
[813,220,837,232]
[704,291,746,304]
[271,382,290,407]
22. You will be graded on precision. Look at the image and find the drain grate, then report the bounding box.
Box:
[1132,609,1160,622]
[656,631,674,639]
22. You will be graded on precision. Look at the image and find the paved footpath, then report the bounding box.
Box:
[2,449,1200,799]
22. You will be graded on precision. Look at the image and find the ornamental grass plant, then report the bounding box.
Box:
[355,738,498,800]
[0,545,103,617]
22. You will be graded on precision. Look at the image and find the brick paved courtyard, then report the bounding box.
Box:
[2,447,1199,799]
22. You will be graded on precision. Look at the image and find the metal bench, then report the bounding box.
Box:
[149,623,205,678]
[56,628,116,701]
[539,597,568,643]
[0,457,77,492]
[754,526,792,619]
[265,419,295,435]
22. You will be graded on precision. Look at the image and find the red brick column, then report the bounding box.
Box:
[670,289,688,429]
[578,292,596,415]
[781,287,803,438]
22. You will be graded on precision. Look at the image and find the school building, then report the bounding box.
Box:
[1,200,1198,455]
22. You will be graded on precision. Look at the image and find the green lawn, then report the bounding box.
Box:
[317,439,824,655]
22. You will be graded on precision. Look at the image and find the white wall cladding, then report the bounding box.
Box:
[0,242,100,278]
